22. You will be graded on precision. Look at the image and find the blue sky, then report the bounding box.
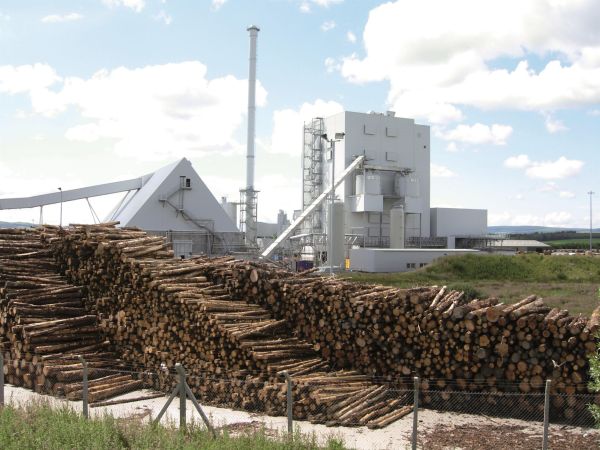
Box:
[0,0,598,227]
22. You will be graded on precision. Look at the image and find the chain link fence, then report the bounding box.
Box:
[1,353,599,449]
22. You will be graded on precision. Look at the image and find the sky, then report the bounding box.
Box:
[0,0,599,228]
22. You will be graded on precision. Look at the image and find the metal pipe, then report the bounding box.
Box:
[329,140,335,276]
[246,25,259,191]
[78,356,88,418]
[542,379,551,450]
[412,376,419,450]
[589,191,595,252]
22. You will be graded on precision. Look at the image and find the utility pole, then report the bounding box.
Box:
[58,187,63,228]
[589,191,595,252]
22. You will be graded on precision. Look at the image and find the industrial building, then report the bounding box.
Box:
[265,110,489,269]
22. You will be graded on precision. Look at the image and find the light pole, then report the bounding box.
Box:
[589,191,595,252]
[321,132,345,275]
[58,187,63,228]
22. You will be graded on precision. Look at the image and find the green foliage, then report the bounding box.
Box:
[588,289,600,426]
[0,401,347,450]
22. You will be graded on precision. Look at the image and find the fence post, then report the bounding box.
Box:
[542,379,551,450]
[283,371,293,436]
[177,363,186,430]
[412,376,419,450]
[0,352,4,407]
[78,356,88,419]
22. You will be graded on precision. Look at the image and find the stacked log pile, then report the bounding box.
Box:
[46,225,408,427]
[0,227,142,403]
[211,261,600,421]
[3,224,599,424]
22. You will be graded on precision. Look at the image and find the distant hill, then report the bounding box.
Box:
[0,221,35,229]
[488,225,600,234]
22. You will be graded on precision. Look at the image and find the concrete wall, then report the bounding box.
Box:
[430,207,487,238]
[321,111,430,243]
[349,247,479,272]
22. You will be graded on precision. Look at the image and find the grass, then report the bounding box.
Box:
[0,401,346,450]
[343,253,600,315]
[546,238,600,250]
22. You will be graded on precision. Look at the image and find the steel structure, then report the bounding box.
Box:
[261,155,365,259]
[240,25,260,246]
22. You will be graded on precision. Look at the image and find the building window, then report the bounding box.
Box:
[420,263,427,268]
[406,263,416,269]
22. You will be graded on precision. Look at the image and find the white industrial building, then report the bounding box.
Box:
[0,158,245,256]
[271,110,489,269]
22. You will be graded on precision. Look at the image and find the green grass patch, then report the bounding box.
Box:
[546,238,600,249]
[343,253,600,314]
[0,401,346,450]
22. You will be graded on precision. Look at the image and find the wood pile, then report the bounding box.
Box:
[0,227,142,403]
[45,224,409,427]
[213,261,600,421]
[3,223,598,425]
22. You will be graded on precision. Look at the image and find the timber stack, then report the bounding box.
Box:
[2,223,599,424]
[46,224,409,427]
[0,227,141,403]
[219,261,600,421]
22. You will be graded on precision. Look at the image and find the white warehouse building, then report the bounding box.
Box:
[297,110,488,269]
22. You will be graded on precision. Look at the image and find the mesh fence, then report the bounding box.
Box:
[2,356,600,449]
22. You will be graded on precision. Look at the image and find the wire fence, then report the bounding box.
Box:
[1,353,599,449]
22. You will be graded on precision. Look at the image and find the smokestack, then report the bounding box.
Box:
[243,25,260,246]
[246,25,259,192]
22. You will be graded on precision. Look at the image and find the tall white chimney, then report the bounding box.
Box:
[243,25,260,245]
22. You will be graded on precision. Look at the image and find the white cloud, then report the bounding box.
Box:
[270,99,344,156]
[442,123,512,145]
[538,181,558,192]
[102,0,145,12]
[430,163,456,178]
[211,0,227,10]
[340,0,600,123]
[489,211,511,225]
[324,57,340,73]
[41,13,83,23]
[299,0,343,12]
[203,173,301,222]
[299,2,311,13]
[154,10,172,25]
[525,157,584,180]
[543,113,567,133]
[1,62,267,161]
[559,191,575,198]
[310,0,343,7]
[589,109,600,116]
[503,154,531,169]
[445,142,459,152]
[346,31,356,43]
[0,64,61,95]
[504,154,583,179]
[490,211,574,227]
[321,20,336,32]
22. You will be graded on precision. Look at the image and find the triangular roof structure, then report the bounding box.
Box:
[109,158,238,233]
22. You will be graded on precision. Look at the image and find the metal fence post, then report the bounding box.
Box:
[0,353,4,407]
[283,371,293,436]
[542,379,551,450]
[412,376,419,450]
[78,356,88,419]
[177,363,186,430]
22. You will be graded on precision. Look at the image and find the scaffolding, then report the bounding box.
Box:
[239,188,258,247]
[301,117,325,236]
